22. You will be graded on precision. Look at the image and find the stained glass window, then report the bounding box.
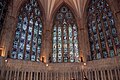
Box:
[11,0,42,61]
[52,6,79,63]
[88,0,120,60]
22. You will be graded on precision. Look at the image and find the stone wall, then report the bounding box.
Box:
[0,56,120,80]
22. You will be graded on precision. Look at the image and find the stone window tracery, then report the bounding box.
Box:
[88,0,120,60]
[11,0,42,61]
[52,6,79,63]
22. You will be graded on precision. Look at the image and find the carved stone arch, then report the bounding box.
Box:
[83,0,119,30]
[51,2,80,63]
[83,0,120,60]
[15,0,45,22]
[50,2,78,24]
[83,0,120,46]
[8,0,45,61]
[9,0,45,39]
[83,0,120,42]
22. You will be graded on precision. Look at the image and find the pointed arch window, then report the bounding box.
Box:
[52,6,79,63]
[11,0,43,61]
[87,0,120,60]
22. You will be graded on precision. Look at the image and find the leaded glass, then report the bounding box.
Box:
[52,6,79,63]
[11,0,43,61]
[88,0,120,60]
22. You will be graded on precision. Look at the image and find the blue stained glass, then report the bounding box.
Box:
[88,0,120,60]
[110,50,114,57]
[18,53,23,59]
[52,6,79,63]
[11,0,42,61]
[31,55,36,61]
[97,53,101,59]
[114,37,119,45]
[112,28,116,35]
[60,6,68,13]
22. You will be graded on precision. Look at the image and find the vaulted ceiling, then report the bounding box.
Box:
[11,0,88,19]
[40,0,87,19]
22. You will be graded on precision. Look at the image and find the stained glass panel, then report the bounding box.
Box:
[88,0,120,60]
[52,6,79,63]
[11,0,42,61]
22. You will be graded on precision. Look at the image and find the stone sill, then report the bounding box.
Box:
[0,56,120,71]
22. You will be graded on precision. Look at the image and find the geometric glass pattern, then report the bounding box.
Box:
[52,6,79,63]
[88,0,120,60]
[11,0,42,61]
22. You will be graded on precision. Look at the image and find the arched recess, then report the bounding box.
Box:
[84,0,120,61]
[50,4,80,63]
[50,2,78,24]
[10,0,44,62]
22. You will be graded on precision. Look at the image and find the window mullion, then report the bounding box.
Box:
[100,14,109,58]
[61,24,64,62]
[23,15,29,60]
[16,16,23,59]
[30,12,35,61]
[67,23,70,62]
[106,11,117,56]
[95,12,102,59]
[36,19,40,61]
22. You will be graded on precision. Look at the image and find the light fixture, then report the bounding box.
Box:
[83,62,86,66]
[46,63,48,67]
[5,59,8,63]
[84,76,88,80]
[71,78,75,80]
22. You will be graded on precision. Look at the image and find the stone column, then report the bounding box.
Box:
[42,72,44,80]
[34,72,36,80]
[36,72,38,80]
[63,72,65,80]
[16,71,19,80]
[0,15,17,57]
[50,72,53,80]
[117,68,120,80]
[24,71,26,80]
[101,70,104,80]
[61,72,64,80]
[55,72,57,80]
[91,70,94,80]
[47,72,49,80]
[87,70,91,80]
[76,71,78,80]
[21,71,24,80]
[110,69,113,80]
[40,72,41,80]
[57,72,58,80]
[68,71,70,80]
[77,71,79,80]
[97,70,100,80]
[5,70,9,80]
[27,72,30,80]
[9,70,12,80]
[14,70,17,80]
[74,71,76,80]
[115,69,118,80]
[107,70,111,80]
[94,70,98,80]
[30,72,32,80]
[103,70,106,80]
